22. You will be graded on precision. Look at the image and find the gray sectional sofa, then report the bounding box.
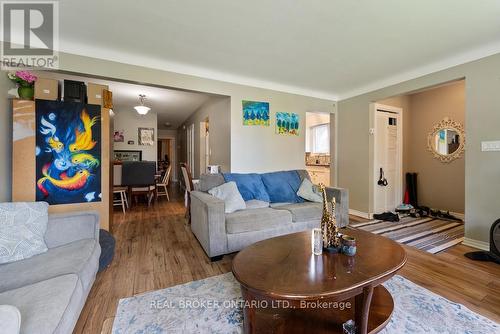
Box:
[0,211,101,334]
[190,170,348,260]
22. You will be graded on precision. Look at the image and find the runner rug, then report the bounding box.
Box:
[350,216,464,253]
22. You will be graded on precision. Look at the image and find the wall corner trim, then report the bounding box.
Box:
[462,237,489,251]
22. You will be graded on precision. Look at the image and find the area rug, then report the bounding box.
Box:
[112,273,498,334]
[350,216,464,253]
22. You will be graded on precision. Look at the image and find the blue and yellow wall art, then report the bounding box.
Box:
[35,100,102,205]
[276,112,299,135]
[242,100,270,126]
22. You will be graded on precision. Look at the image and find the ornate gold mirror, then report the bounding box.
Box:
[427,118,465,163]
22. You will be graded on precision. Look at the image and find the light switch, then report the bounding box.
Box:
[481,141,500,152]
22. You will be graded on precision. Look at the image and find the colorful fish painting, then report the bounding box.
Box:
[35,101,101,205]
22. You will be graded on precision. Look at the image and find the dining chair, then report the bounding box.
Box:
[157,164,172,201]
[112,163,128,213]
[122,161,157,207]
[180,163,194,223]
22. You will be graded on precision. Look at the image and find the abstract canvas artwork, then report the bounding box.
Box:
[276,112,299,135]
[36,100,102,205]
[138,127,154,146]
[242,100,270,126]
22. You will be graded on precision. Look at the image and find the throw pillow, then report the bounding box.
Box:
[222,173,270,202]
[0,305,21,334]
[260,170,304,203]
[0,202,49,264]
[297,178,323,203]
[208,182,247,213]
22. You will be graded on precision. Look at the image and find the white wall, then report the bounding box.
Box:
[113,109,158,162]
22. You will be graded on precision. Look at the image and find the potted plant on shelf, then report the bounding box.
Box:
[8,71,37,100]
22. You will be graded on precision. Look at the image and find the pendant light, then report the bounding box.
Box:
[134,94,151,115]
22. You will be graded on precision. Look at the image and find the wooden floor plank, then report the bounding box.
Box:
[73,186,500,333]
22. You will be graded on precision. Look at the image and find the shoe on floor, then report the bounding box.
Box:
[373,212,400,222]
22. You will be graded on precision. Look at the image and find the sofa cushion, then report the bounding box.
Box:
[208,182,246,213]
[0,238,99,293]
[225,208,292,234]
[274,202,323,222]
[222,173,270,202]
[245,199,269,210]
[0,274,83,334]
[260,171,304,203]
[199,173,225,192]
[0,202,49,264]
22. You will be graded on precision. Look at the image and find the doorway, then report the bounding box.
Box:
[305,111,332,186]
[373,104,403,214]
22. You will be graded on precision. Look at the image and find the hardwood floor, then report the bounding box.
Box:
[74,187,500,333]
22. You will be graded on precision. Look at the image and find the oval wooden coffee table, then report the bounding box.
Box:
[232,227,406,334]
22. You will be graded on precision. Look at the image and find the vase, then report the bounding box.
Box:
[18,86,34,100]
[341,235,357,256]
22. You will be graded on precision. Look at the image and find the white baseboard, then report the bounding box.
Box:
[349,209,372,220]
[462,237,489,251]
[450,211,465,220]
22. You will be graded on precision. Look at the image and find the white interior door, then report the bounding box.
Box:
[374,107,402,214]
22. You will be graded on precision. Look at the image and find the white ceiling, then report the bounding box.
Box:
[39,72,213,129]
[57,1,500,100]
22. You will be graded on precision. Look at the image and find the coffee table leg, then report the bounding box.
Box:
[355,286,374,334]
[241,286,256,334]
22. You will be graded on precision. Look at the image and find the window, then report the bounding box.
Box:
[311,124,329,153]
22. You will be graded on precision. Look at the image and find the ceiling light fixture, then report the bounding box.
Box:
[134,94,151,115]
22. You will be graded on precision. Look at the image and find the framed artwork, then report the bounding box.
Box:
[35,100,102,204]
[138,127,155,146]
[113,129,124,142]
[103,89,113,109]
[276,112,299,135]
[242,100,270,126]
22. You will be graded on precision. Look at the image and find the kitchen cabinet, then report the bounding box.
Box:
[306,166,330,186]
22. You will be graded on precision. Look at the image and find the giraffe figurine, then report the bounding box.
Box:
[320,184,341,250]
[319,183,331,246]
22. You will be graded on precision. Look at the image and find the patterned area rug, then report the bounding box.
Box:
[350,216,465,253]
[112,273,498,334]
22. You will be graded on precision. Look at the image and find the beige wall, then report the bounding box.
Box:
[179,96,231,178]
[338,53,500,243]
[0,52,335,205]
[113,108,158,162]
[378,81,465,213]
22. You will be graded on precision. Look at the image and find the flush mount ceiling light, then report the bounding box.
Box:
[134,94,151,115]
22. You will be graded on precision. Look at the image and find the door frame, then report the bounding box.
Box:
[158,135,177,182]
[186,123,195,176]
[370,103,403,215]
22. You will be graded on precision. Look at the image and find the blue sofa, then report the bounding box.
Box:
[190,170,349,260]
